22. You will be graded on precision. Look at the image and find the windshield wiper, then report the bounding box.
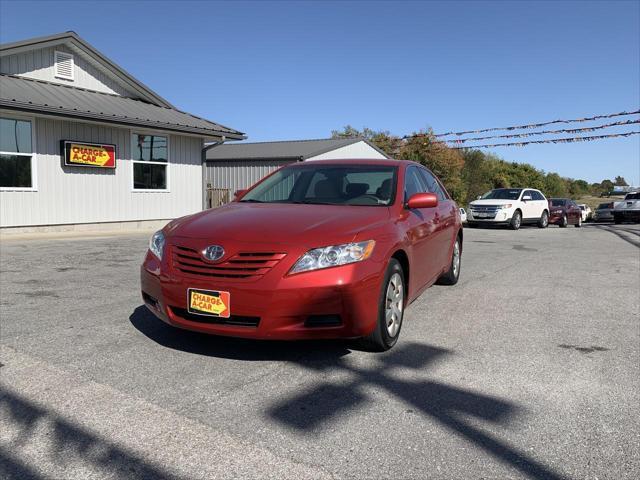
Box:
[291,200,337,205]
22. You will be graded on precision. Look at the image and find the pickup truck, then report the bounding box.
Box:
[613,192,640,224]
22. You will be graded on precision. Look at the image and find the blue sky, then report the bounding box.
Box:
[1,0,638,184]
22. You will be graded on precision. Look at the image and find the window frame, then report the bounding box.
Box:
[130,131,170,193]
[417,167,448,201]
[0,113,37,192]
[404,166,425,202]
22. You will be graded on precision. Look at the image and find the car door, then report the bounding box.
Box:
[401,166,441,291]
[520,190,536,220]
[533,191,548,218]
[417,167,456,271]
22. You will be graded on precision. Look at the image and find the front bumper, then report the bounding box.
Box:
[467,209,512,224]
[613,210,640,222]
[548,212,565,225]
[140,250,383,340]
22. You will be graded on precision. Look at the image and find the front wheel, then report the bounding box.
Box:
[538,210,549,228]
[575,216,582,228]
[509,211,522,230]
[360,259,405,351]
[559,215,568,228]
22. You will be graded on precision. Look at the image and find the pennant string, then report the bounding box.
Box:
[448,131,640,149]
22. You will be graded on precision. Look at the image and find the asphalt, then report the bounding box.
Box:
[1,223,639,479]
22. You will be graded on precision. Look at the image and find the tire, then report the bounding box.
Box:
[559,215,568,228]
[575,216,582,228]
[509,210,522,230]
[359,258,405,352]
[614,215,622,225]
[538,210,549,228]
[437,237,462,286]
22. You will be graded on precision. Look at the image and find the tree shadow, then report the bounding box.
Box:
[269,343,568,480]
[0,387,182,480]
[130,306,567,479]
[589,224,640,248]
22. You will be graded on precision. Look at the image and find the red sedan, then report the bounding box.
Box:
[141,159,463,350]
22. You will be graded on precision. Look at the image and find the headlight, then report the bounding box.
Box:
[289,240,375,274]
[149,230,165,260]
[552,209,563,214]
[499,204,513,209]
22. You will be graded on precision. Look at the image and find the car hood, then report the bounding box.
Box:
[469,199,516,206]
[166,202,391,247]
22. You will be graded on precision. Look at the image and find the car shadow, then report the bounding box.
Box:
[129,305,353,362]
[132,306,566,479]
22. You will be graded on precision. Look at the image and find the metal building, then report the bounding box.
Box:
[0,32,244,231]
[204,138,388,206]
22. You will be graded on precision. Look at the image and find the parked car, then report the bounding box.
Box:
[594,202,616,222]
[577,204,592,222]
[613,192,640,224]
[467,188,549,230]
[141,159,463,351]
[459,207,467,223]
[548,198,583,227]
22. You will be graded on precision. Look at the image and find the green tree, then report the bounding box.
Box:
[542,173,568,198]
[614,176,628,186]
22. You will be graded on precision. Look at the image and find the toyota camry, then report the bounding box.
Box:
[140,159,463,350]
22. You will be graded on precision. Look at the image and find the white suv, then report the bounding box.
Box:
[467,188,549,230]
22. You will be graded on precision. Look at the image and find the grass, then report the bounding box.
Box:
[576,195,625,210]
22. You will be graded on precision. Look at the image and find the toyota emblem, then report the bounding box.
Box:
[203,245,225,262]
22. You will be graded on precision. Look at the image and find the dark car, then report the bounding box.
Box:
[141,159,463,351]
[548,198,582,227]
[594,202,616,222]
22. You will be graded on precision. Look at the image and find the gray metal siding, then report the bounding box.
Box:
[0,45,133,96]
[0,116,204,227]
[204,159,294,199]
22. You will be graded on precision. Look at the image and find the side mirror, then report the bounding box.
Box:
[407,192,438,209]
[522,195,532,201]
[234,189,247,200]
[476,195,482,200]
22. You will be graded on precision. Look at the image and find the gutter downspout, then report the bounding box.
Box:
[202,136,226,210]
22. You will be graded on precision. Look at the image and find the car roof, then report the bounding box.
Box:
[284,158,411,167]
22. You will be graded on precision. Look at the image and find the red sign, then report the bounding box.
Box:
[63,141,116,168]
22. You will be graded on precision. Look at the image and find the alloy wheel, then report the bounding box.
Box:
[385,272,404,337]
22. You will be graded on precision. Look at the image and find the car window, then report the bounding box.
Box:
[241,164,398,206]
[417,168,446,201]
[481,188,522,200]
[551,199,567,207]
[625,192,640,200]
[522,190,533,200]
[533,191,545,201]
[404,167,425,201]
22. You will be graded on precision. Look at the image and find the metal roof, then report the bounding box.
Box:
[0,74,245,139]
[205,138,388,161]
[0,31,174,108]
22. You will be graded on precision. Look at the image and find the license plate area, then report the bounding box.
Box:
[187,288,230,318]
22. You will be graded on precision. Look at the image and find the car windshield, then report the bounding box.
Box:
[551,199,567,206]
[597,203,611,209]
[480,188,522,200]
[239,164,398,206]
[625,192,640,200]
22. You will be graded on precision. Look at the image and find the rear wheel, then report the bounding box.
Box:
[575,216,582,228]
[360,259,405,351]
[538,210,549,228]
[437,237,461,286]
[509,211,522,230]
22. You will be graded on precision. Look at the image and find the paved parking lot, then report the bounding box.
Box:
[1,223,639,479]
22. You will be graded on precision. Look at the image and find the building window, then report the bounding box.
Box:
[0,117,34,189]
[132,133,168,191]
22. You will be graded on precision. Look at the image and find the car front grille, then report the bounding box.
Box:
[169,306,260,327]
[171,245,286,279]
[470,205,501,218]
